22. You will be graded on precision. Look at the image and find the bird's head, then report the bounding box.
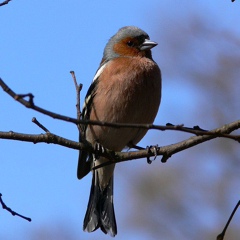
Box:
[103,26,158,60]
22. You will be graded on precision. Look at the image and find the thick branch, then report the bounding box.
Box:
[1,120,240,168]
[93,120,240,169]
[0,130,93,151]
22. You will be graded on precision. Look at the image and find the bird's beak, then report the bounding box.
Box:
[140,39,158,51]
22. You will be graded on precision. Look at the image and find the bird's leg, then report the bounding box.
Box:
[146,145,159,164]
[94,142,105,160]
[127,141,145,150]
[128,142,159,164]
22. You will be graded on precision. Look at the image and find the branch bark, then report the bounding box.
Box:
[0,0,11,7]
[1,120,239,168]
[1,78,240,142]
[93,119,240,169]
[1,77,240,167]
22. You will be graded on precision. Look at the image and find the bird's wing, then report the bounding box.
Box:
[77,61,109,179]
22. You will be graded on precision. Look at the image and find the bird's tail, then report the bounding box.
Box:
[83,171,117,237]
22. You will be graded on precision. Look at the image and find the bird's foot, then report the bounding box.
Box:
[146,145,159,164]
[94,142,105,159]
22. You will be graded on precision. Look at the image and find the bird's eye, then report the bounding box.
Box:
[127,41,134,47]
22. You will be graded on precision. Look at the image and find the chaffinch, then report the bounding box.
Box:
[77,26,161,237]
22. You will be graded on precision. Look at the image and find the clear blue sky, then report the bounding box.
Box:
[0,1,239,239]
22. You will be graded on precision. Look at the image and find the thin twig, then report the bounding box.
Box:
[216,200,240,240]
[70,71,82,129]
[0,78,78,123]
[0,0,11,7]
[32,117,50,132]
[0,193,31,222]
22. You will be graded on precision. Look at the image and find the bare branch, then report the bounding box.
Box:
[0,78,78,124]
[1,77,240,168]
[0,0,11,7]
[93,120,240,169]
[0,193,31,222]
[0,130,92,151]
[70,71,82,130]
[32,117,50,132]
[1,120,239,168]
[1,78,240,143]
[217,200,240,240]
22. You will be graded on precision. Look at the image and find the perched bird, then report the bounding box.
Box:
[77,26,161,237]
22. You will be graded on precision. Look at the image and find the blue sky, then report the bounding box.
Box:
[1,1,240,239]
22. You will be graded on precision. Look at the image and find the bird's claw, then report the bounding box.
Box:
[94,142,105,160]
[146,145,159,164]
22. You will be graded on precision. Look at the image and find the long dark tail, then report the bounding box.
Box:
[83,171,117,237]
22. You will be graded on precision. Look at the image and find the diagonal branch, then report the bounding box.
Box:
[1,78,240,142]
[0,193,31,222]
[0,0,11,7]
[217,200,240,240]
[93,120,240,169]
[0,78,78,124]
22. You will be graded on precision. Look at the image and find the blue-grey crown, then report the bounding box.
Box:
[103,26,149,61]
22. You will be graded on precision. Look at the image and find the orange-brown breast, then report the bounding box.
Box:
[86,56,161,151]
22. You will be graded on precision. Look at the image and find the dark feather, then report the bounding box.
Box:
[81,79,99,132]
[83,171,117,237]
[77,79,99,179]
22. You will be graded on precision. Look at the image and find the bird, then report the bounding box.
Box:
[77,26,162,237]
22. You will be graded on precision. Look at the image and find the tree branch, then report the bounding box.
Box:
[32,117,50,132]
[0,193,31,222]
[0,130,93,151]
[217,200,240,240]
[93,120,240,169]
[1,77,240,167]
[0,120,239,168]
[0,78,78,124]
[1,78,240,142]
[0,0,11,7]
[70,71,82,131]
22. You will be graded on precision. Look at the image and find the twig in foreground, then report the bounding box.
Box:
[0,193,31,222]
[0,0,11,7]
[216,200,240,240]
